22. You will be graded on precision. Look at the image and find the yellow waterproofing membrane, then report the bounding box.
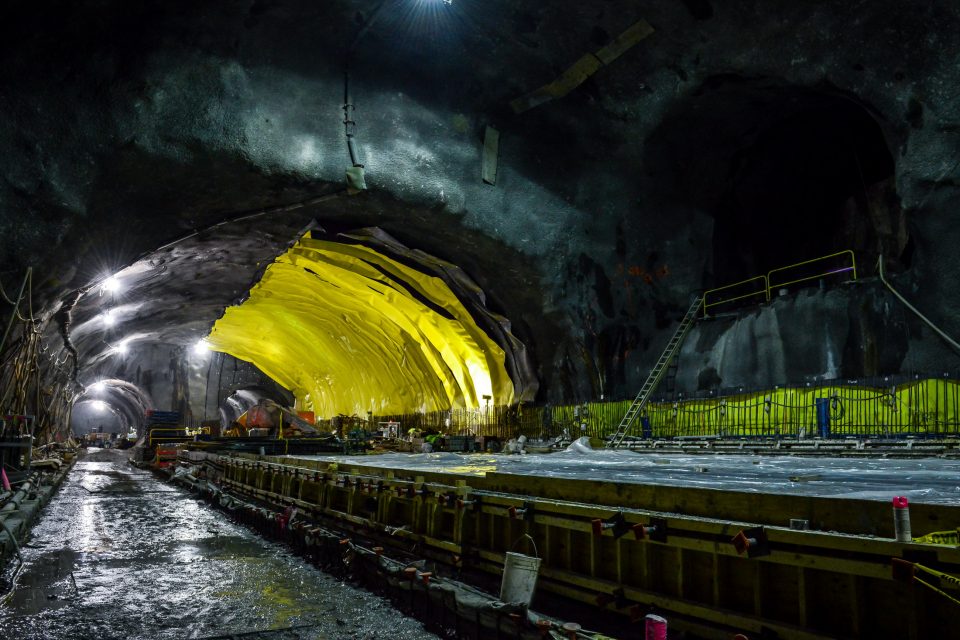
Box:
[207,234,514,418]
[536,378,960,438]
[641,378,960,437]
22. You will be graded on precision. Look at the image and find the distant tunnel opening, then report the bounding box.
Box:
[647,77,908,288]
[70,379,154,437]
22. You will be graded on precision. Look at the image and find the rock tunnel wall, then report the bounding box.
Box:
[673,280,960,397]
[1,1,959,419]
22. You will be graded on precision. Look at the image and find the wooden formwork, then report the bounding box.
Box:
[211,454,960,639]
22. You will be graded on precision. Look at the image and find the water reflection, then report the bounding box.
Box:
[0,449,436,640]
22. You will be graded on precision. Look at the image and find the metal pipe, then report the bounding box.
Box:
[0,517,21,561]
[343,71,362,167]
[0,472,38,518]
[878,256,960,354]
[342,0,392,169]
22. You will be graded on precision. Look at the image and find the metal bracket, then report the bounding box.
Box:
[457,494,480,512]
[591,511,633,539]
[508,501,534,522]
[732,526,770,558]
[632,517,668,543]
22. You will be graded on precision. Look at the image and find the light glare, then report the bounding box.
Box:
[102,275,121,293]
[90,381,106,393]
[92,400,107,412]
[102,309,116,326]
[193,339,211,356]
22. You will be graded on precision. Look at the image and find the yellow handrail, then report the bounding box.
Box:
[702,250,857,318]
[767,250,857,292]
[702,275,769,318]
[148,427,188,447]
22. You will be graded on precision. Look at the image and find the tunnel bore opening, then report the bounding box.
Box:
[70,399,124,436]
[646,77,908,288]
[69,378,154,437]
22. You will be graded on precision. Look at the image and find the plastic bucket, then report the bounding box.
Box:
[645,614,667,640]
[500,552,541,606]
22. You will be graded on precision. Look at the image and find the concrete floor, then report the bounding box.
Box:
[293,449,960,504]
[0,449,437,640]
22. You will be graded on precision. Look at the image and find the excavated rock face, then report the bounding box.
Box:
[1,0,959,422]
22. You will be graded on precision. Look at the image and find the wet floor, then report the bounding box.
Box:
[292,448,960,504]
[0,448,437,640]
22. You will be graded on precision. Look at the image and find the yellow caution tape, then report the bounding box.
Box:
[894,558,960,607]
[914,563,960,607]
[914,528,960,546]
[914,576,960,607]
[914,563,960,591]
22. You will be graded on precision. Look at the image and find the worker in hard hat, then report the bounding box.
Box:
[425,432,444,451]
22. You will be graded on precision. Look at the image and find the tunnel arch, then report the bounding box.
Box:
[645,76,908,287]
[206,228,536,418]
[70,378,155,436]
[71,398,124,436]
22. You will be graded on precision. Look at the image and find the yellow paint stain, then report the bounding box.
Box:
[444,464,497,476]
[260,584,305,627]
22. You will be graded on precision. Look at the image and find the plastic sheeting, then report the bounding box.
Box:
[340,228,538,404]
[207,233,514,418]
[290,451,960,504]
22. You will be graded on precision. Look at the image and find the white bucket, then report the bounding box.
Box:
[500,552,541,606]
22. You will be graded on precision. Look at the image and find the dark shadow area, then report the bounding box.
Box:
[646,76,908,288]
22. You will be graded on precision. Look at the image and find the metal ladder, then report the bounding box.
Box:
[608,295,703,448]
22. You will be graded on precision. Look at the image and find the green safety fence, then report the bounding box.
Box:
[366,377,960,441]
[642,378,960,438]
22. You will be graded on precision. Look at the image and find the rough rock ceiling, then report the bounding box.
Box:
[2,0,960,423]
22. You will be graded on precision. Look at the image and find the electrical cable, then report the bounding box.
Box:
[879,255,960,354]
[0,516,22,562]
[0,268,31,356]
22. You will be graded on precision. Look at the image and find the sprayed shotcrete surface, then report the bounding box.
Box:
[0,449,437,640]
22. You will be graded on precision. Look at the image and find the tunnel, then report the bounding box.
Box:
[645,77,909,286]
[206,228,532,417]
[69,378,154,437]
[2,2,960,639]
